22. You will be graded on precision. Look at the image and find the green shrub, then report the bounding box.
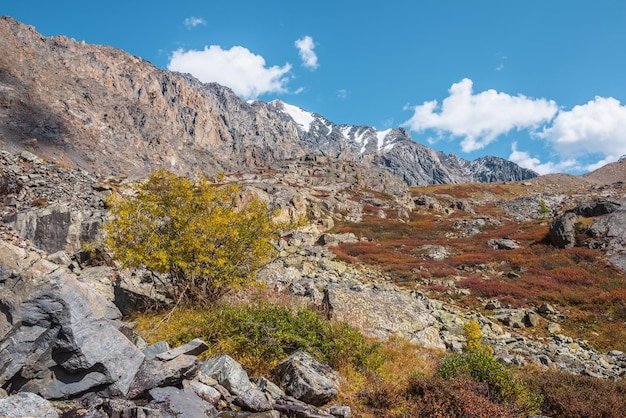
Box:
[539,198,551,216]
[134,301,384,375]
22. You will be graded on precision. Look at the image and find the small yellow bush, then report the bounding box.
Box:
[104,169,279,305]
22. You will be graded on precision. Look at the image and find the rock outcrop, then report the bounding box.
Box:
[0,150,109,254]
[0,240,144,399]
[550,198,626,270]
[0,238,352,417]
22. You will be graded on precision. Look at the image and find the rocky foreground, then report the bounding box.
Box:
[0,238,352,418]
[1,149,626,416]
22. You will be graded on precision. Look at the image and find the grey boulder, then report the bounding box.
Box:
[275,351,338,406]
[199,355,253,396]
[0,240,144,399]
[0,392,59,418]
[147,386,217,418]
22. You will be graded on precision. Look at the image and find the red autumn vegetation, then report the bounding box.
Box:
[330,182,626,352]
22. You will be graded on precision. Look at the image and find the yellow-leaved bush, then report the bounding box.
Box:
[104,169,279,305]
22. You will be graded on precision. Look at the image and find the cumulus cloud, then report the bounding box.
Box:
[295,36,318,70]
[508,142,577,175]
[540,96,626,161]
[184,16,206,29]
[168,46,292,99]
[403,78,559,152]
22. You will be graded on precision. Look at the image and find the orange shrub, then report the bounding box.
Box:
[427,284,449,293]
[429,264,459,278]
[403,375,526,418]
[481,224,519,240]
[450,252,495,267]
[544,266,605,287]
[457,276,533,301]
[332,241,422,280]
[523,368,626,418]
[566,247,602,263]
[510,223,550,243]
[591,288,626,306]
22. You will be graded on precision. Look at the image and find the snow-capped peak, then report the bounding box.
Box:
[272,100,315,133]
[269,100,397,155]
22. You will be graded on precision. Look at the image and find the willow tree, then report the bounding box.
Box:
[104,169,278,305]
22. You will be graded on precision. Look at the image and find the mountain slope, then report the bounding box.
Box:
[582,157,626,185]
[0,16,537,184]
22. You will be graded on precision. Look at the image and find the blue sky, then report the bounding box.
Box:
[3,1,626,174]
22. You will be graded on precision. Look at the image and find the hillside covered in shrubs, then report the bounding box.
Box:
[2,149,626,417]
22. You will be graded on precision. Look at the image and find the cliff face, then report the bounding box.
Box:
[0,16,311,178]
[0,16,537,184]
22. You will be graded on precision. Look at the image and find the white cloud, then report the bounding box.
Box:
[295,36,319,70]
[168,46,292,99]
[337,89,349,100]
[540,96,626,161]
[184,17,206,29]
[403,78,559,152]
[508,142,577,175]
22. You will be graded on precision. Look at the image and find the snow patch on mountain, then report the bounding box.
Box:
[324,120,334,135]
[273,100,315,132]
[376,129,396,152]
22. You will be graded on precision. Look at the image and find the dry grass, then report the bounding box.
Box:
[410,181,537,200]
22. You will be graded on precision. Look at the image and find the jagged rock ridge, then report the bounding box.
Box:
[0,16,537,185]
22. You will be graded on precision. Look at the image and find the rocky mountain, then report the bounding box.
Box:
[0,16,537,185]
[270,100,538,184]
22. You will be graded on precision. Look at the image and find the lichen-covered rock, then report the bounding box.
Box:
[589,207,626,270]
[147,386,217,418]
[234,387,273,412]
[0,392,59,418]
[142,341,172,361]
[275,351,338,406]
[324,282,446,350]
[182,380,222,406]
[198,355,253,397]
[550,212,578,248]
[156,338,208,361]
[488,238,521,250]
[127,355,199,399]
